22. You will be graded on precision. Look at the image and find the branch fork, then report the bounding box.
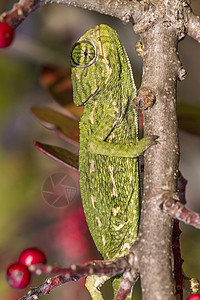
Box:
[20,255,138,300]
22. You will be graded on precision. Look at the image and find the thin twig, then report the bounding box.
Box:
[0,0,42,28]
[172,220,184,300]
[177,171,187,205]
[20,257,131,299]
[163,198,200,229]
[186,11,200,43]
[171,171,188,299]
[114,270,139,300]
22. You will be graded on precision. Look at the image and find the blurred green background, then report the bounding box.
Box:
[0,0,200,299]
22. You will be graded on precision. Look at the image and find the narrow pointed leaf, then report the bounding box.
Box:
[34,141,79,171]
[31,107,80,146]
[39,65,73,107]
[39,65,83,117]
[177,102,200,136]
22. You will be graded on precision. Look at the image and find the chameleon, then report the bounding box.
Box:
[70,24,156,299]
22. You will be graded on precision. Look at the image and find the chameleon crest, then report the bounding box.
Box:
[71,24,155,298]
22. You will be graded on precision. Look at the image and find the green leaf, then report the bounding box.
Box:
[177,102,200,136]
[34,141,79,171]
[31,107,80,146]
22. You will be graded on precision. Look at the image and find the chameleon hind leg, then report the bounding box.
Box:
[85,275,111,300]
[86,275,133,299]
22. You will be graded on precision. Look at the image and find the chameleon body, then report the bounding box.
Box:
[71,24,155,298]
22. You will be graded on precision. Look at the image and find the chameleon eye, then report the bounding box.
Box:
[71,41,96,68]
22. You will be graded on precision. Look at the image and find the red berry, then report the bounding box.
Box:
[19,248,47,267]
[6,263,31,289]
[0,22,14,48]
[187,295,200,300]
[55,205,92,260]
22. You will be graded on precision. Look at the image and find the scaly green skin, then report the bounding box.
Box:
[71,24,155,299]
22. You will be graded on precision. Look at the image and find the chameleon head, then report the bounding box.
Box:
[70,24,127,106]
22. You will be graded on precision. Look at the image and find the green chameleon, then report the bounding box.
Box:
[71,24,155,299]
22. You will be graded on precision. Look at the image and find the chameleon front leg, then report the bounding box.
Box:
[88,110,157,158]
[89,135,156,158]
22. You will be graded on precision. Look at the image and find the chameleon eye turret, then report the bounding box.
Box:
[71,41,96,68]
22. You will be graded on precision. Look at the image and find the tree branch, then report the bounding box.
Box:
[172,220,184,299]
[20,256,135,300]
[186,11,200,43]
[114,270,139,300]
[163,198,200,229]
[171,171,187,299]
[135,2,183,298]
[0,0,142,29]
[0,0,42,28]
[42,0,140,23]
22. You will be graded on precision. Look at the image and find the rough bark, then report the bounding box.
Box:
[137,26,180,300]
[132,2,186,298]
